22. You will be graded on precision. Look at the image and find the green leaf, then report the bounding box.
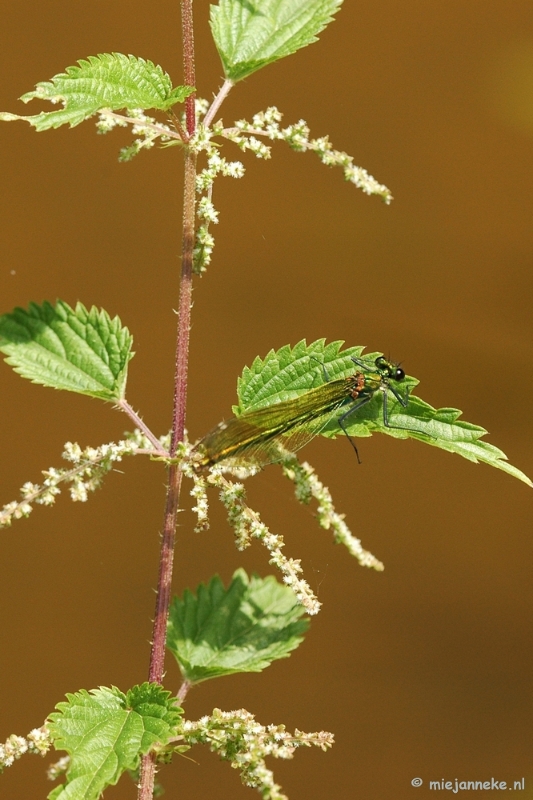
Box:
[236,338,368,411]
[0,300,133,401]
[235,340,532,487]
[166,569,310,684]
[47,684,182,800]
[0,53,193,131]
[210,0,343,82]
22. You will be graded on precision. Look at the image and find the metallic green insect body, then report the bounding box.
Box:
[194,356,412,469]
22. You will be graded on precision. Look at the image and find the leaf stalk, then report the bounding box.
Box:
[204,78,234,129]
[117,400,167,454]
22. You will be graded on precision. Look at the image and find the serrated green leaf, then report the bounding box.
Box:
[0,300,133,401]
[233,340,532,486]
[47,684,182,800]
[210,0,343,82]
[235,338,369,411]
[0,53,193,131]
[166,569,309,684]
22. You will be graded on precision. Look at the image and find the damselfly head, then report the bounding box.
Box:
[374,356,405,383]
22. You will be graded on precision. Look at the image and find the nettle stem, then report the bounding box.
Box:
[138,2,196,798]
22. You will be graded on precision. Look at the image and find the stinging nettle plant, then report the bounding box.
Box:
[0,2,531,799]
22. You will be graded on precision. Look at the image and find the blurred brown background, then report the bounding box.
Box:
[1,1,532,798]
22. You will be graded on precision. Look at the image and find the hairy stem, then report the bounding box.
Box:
[170,151,196,456]
[181,0,196,137]
[138,2,196,798]
[177,680,192,703]
[117,399,168,454]
[204,78,234,129]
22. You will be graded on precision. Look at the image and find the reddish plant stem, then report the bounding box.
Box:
[137,2,196,798]
[181,0,196,137]
[169,151,196,458]
[144,145,197,692]
[137,757,157,800]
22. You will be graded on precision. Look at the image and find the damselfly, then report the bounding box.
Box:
[194,356,417,469]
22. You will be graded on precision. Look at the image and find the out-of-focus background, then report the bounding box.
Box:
[1,2,532,798]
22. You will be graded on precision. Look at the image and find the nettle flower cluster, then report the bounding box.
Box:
[96,108,177,161]
[2,425,384,618]
[0,727,51,772]
[0,430,149,528]
[191,104,392,274]
[97,100,392,276]
[184,450,383,616]
[182,707,334,800]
